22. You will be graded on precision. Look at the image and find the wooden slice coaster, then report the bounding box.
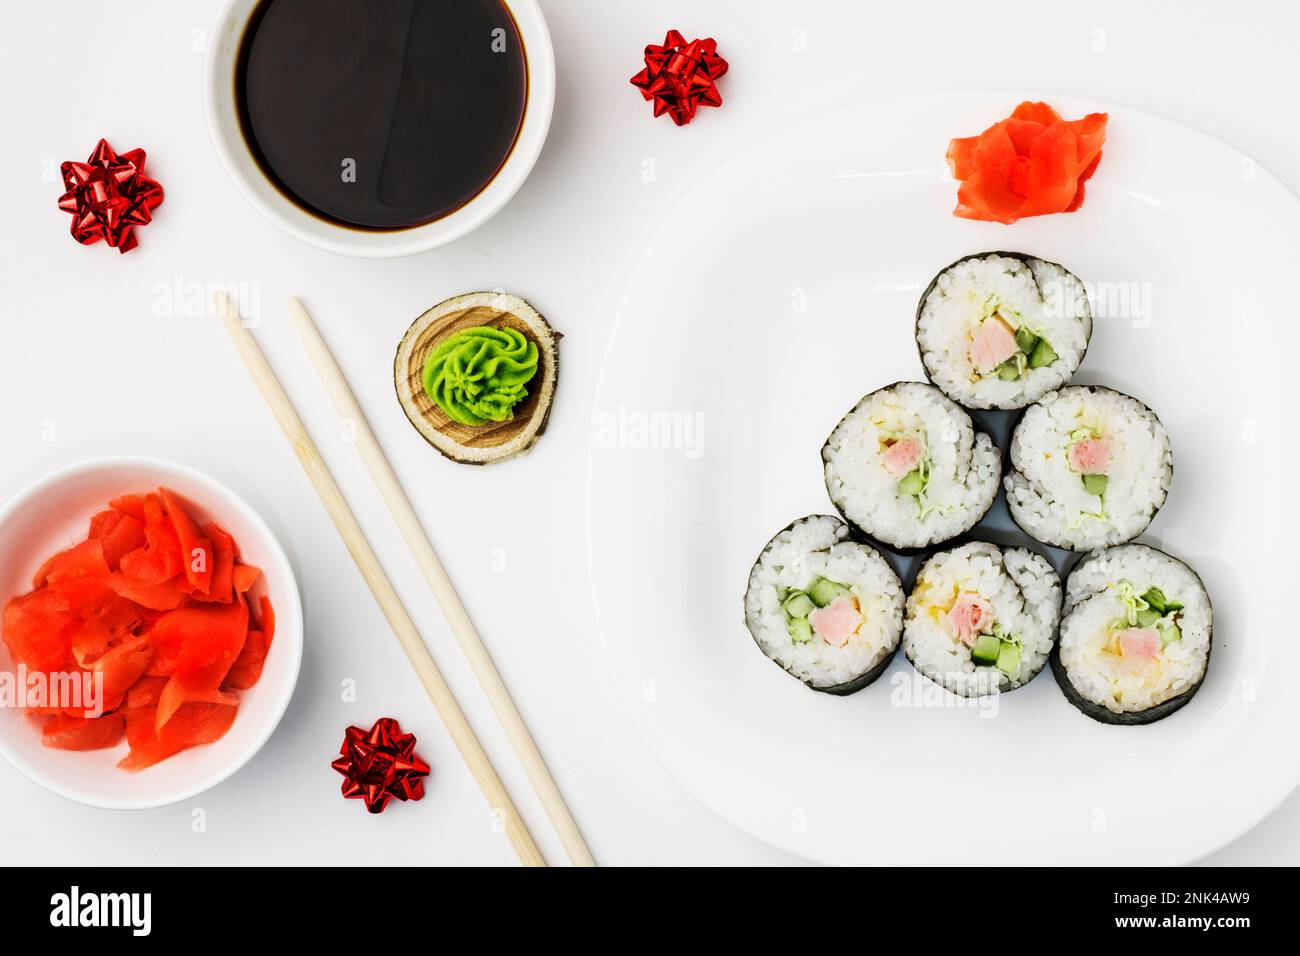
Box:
[394,292,560,465]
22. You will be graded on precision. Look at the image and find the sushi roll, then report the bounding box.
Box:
[1004,386,1173,551]
[916,252,1092,410]
[822,382,1000,550]
[744,515,904,695]
[1053,544,1211,724]
[903,541,1062,697]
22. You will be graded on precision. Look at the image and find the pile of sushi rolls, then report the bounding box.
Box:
[822,382,1000,550]
[1054,544,1211,724]
[744,515,904,694]
[903,542,1062,697]
[1004,385,1173,551]
[916,252,1092,410]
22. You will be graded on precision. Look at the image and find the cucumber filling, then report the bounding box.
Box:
[970,633,1001,665]
[897,468,926,496]
[787,615,812,644]
[897,455,944,519]
[1028,337,1057,368]
[1115,580,1183,649]
[1067,427,1109,503]
[782,577,855,646]
[969,623,1022,676]
[987,321,1057,381]
[1080,473,1108,497]
[808,577,848,608]
[995,640,1022,675]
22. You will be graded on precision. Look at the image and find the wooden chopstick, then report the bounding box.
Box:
[215,292,547,867]
[287,296,596,868]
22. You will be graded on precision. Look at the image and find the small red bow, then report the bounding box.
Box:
[630,30,728,126]
[57,139,163,254]
[332,717,431,814]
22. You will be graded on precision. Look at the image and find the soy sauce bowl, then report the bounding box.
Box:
[203,0,555,258]
[0,457,303,810]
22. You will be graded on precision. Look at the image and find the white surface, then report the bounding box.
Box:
[589,92,1299,865]
[0,0,1296,865]
[0,457,302,809]
[204,0,556,258]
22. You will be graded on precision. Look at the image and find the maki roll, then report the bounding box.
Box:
[1004,386,1173,551]
[822,382,1000,550]
[916,252,1092,410]
[744,515,904,694]
[1053,544,1211,724]
[903,542,1062,697]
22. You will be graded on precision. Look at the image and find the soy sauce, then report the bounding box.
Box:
[236,0,527,230]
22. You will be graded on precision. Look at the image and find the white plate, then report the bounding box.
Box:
[586,92,1300,865]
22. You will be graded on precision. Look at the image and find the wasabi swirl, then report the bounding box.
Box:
[422,326,539,427]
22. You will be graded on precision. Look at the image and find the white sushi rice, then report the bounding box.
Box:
[822,382,1000,549]
[917,253,1092,410]
[744,515,904,690]
[1058,545,1211,714]
[903,542,1061,697]
[1005,386,1173,551]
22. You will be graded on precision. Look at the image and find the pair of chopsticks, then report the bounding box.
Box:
[216,292,594,868]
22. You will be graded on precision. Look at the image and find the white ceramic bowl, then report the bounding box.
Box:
[0,457,303,810]
[203,0,555,258]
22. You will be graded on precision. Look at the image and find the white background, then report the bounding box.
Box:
[1,0,1296,865]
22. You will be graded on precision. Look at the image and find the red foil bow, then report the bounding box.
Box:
[332,717,431,814]
[631,29,728,126]
[57,139,164,254]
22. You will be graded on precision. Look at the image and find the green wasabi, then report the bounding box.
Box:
[422,326,539,427]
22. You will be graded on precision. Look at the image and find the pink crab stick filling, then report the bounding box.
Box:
[881,437,924,477]
[1068,436,1112,474]
[809,595,862,648]
[969,316,1020,374]
[948,591,993,646]
[1118,627,1161,662]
